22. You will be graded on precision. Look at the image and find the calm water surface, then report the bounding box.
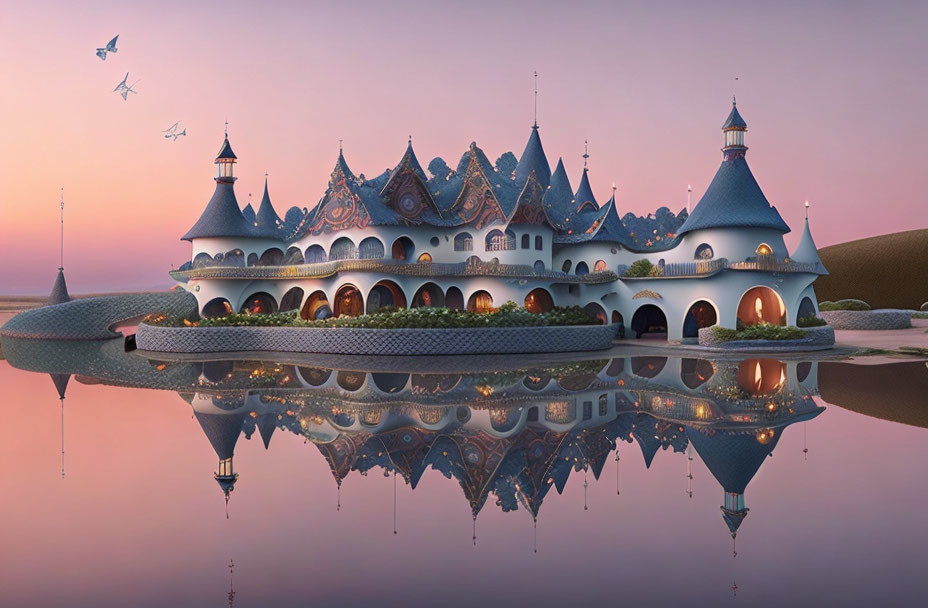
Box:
[1,317,926,607]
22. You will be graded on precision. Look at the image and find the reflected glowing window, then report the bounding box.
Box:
[756,243,773,256]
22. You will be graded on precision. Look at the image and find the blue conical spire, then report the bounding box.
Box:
[254,176,282,238]
[514,125,551,189]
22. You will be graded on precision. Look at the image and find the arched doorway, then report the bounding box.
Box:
[202,297,233,318]
[467,290,494,313]
[681,358,715,389]
[611,311,625,337]
[524,288,553,313]
[412,282,445,308]
[445,286,464,310]
[279,287,305,312]
[583,302,607,324]
[575,261,589,276]
[683,300,718,338]
[330,237,357,261]
[367,280,407,313]
[738,286,786,326]
[631,304,667,339]
[392,237,415,261]
[334,284,364,317]
[256,248,284,266]
[737,359,787,396]
[798,296,816,320]
[301,291,331,320]
[240,292,278,314]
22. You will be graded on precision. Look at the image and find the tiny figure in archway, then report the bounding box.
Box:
[96,35,118,60]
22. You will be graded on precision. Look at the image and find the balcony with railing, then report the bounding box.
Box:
[169,258,619,284]
[621,258,729,280]
[727,256,820,273]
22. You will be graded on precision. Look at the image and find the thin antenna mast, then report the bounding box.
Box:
[533,71,538,127]
[687,185,692,214]
[59,188,64,270]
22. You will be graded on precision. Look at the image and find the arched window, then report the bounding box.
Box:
[279,287,305,312]
[412,283,445,308]
[533,260,545,272]
[256,248,284,266]
[535,235,543,250]
[417,252,432,263]
[756,243,773,256]
[454,232,473,252]
[240,292,278,315]
[301,291,331,320]
[695,243,714,260]
[582,302,607,324]
[561,260,572,273]
[333,284,364,317]
[575,261,589,276]
[683,300,718,338]
[193,253,213,269]
[593,260,607,273]
[358,237,385,259]
[738,286,786,326]
[524,288,553,313]
[284,247,304,265]
[202,297,233,318]
[367,281,407,313]
[305,244,327,264]
[467,290,494,313]
[223,249,245,267]
[330,237,357,261]
[445,287,464,310]
[392,237,414,261]
[485,229,515,251]
[521,234,530,249]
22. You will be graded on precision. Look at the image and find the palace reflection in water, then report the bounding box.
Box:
[4,334,823,555]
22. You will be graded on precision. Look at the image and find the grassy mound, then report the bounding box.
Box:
[815,229,928,309]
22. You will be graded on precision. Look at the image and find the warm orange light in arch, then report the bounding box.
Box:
[737,286,786,326]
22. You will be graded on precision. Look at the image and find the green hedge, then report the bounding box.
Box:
[819,299,871,311]
[146,302,602,330]
[624,259,663,277]
[712,323,807,342]
[797,315,828,328]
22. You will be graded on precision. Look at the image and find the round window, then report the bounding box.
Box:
[430,236,439,247]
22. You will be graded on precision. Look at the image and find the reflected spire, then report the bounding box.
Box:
[803,423,809,460]
[227,559,235,607]
[583,461,589,511]
[615,451,621,496]
[472,514,477,546]
[393,470,397,535]
[533,516,537,554]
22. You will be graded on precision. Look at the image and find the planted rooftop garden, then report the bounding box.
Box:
[143,302,602,330]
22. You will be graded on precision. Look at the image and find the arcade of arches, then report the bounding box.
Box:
[683,300,717,338]
[334,285,364,317]
[524,288,554,314]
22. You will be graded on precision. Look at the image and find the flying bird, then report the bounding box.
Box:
[95,35,119,61]
[113,73,139,100]
[163,122,187,141]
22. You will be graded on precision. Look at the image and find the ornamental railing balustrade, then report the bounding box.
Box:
[728,257,820,273]
[169,258,619,284]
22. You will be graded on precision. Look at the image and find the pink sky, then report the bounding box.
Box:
[1,1,925,294]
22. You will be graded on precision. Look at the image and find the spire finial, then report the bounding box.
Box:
[612,181,617,195]
[59,187,64,270]
[408,134,412,145]
[338,138,343,153]
[224,119,228,139]
[583,140,589,170]
[804,200,810,220]
[733,77,739,105]
[533,70,538,127]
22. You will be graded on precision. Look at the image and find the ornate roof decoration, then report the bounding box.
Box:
[253,178,283,238]
[514,125,552,190]
[722,100,747,130]
[632,289,662,300]
[574,168,598,213]
[194,411,247,461]
[380,142,438,222]
[216,137,237,161]
[542,158,574,231]
[677,101,789,237]
[509,170,549,225]
[316,433,369,486]
[588,195,634,246]
[445,143,508,230]
[790,216,829,275]
[182,181,255,241]
[304,152,381,235]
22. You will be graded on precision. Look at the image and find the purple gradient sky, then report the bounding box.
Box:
[1,1,926,294]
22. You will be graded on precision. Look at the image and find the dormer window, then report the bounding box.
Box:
[755,243,773,256]
[695,243,714,260]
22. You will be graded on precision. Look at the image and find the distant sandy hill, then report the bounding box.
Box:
[815,229,928,310]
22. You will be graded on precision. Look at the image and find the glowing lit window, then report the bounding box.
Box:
[755,243,773,256]
[417,253,432,263]
[593,260,607,272]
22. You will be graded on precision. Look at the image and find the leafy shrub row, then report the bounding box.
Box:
[624,259,663,277]
[819,299,871,311]
[712,323,807,342]
[796,315,827,328]
[146,303,601,330]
